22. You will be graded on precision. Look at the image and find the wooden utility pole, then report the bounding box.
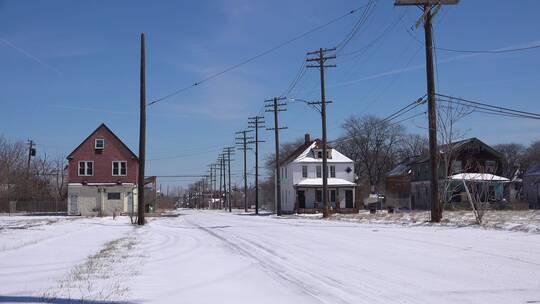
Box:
[265,97,287,216]
[223,147,235,212]
[395,0,458,222]
[423,5,441,222]
[137,33,146,226]
[248,116,265,215]
[27,139,35,172]
[307,47,336,218]
[219,155,225,209]
[236,130,253,213]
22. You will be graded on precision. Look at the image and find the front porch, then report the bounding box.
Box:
[294,185,357,214]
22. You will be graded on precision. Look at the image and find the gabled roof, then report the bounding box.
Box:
[67,123,138,160]
[279,140,317,166]
[387,156,423,177]
[280,139,353,166]
[415,137,501,164]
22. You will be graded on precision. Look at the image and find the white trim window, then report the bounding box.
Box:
[302,165,308,178]
[112,161,127,176]
[330,165,336,178]
[316,165,322,178]
[78,161,93,176]
[95,138,105,149]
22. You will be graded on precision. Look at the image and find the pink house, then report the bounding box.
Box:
[67,123,139,216]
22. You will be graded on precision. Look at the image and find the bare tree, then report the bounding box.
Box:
[525,140,540,169]
[337,115,405,193]
[397,134,429,161]
[493,143,526,178]
[437,101,472,207]
[459,160,501,224]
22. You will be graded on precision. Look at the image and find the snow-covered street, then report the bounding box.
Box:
[1,210,540,303]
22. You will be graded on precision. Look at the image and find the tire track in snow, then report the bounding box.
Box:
[185,217,349,304]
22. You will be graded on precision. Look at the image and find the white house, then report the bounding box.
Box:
[279,134,357,214]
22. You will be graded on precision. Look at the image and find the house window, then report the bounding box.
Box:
[316,165,322,178]
[302,165,308,178]
[330,165,336,178]
[327,150,332,159]
[78,161,93,176]
[112,161,127,176]
[316,190,322,202]
[485,160,496,173]
[107,192,121,200]
[95,138,105,150]
[330,190,336,202]
[317,151,322,159]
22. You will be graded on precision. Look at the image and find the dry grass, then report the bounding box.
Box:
[306,210,540,233]
[41,236,141,303]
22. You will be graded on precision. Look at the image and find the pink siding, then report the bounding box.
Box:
[67,125,138,184]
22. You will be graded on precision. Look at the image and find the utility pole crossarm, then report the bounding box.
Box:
[306,47,336,218]
[248,116,266,215]
[395,0,458,222]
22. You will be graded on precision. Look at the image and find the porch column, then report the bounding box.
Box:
[294,186,298,214]
[335,188,340,213]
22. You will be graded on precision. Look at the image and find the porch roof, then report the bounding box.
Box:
[295,178,356,187]
[448,173,509,182]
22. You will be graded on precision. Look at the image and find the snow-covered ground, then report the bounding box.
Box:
[312,210,540,233]
[1,210,540,303]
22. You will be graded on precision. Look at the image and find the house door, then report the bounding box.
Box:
[297,190,305,209]
[127,192,133,214]
[69,195,79,215]
[345,190,353,208]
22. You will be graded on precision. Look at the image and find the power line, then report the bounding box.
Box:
[340,9,406,57]
[436,43,540,54]
[435,93,540,119]
[148,6,368,106]
[336,0,377,53]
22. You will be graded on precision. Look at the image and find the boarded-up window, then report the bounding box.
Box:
[107,192,121,200]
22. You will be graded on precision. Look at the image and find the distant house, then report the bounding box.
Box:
[387,138,504,209]
[279,134,357,214]
[385,156,423,210]
[66,124,139,216]
[523,164,540,209]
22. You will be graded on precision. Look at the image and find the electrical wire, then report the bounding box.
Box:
[336,0,377,53]
[148,6,369,106]
[436,44,540,54]
[436,93,540,118]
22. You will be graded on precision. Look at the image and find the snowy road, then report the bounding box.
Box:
[2,211,540,303]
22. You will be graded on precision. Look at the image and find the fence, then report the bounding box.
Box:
[0,200,67,213]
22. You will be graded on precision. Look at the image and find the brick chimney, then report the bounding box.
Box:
[304,133,311,144]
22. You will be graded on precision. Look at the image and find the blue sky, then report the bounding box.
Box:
[1,0,539,188]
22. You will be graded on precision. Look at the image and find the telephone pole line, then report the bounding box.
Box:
[236,130,254,213]
[223,147,235,212]
[265,97,287,216]
[307,47,336,218]
[218,155,225,209]
[395,0,459,222]
[248,116,266,215]
[137,33,146,226]
[27,139,35,173]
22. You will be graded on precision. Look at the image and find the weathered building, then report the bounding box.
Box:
[279,134,357,214]
[67,124,139,216]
